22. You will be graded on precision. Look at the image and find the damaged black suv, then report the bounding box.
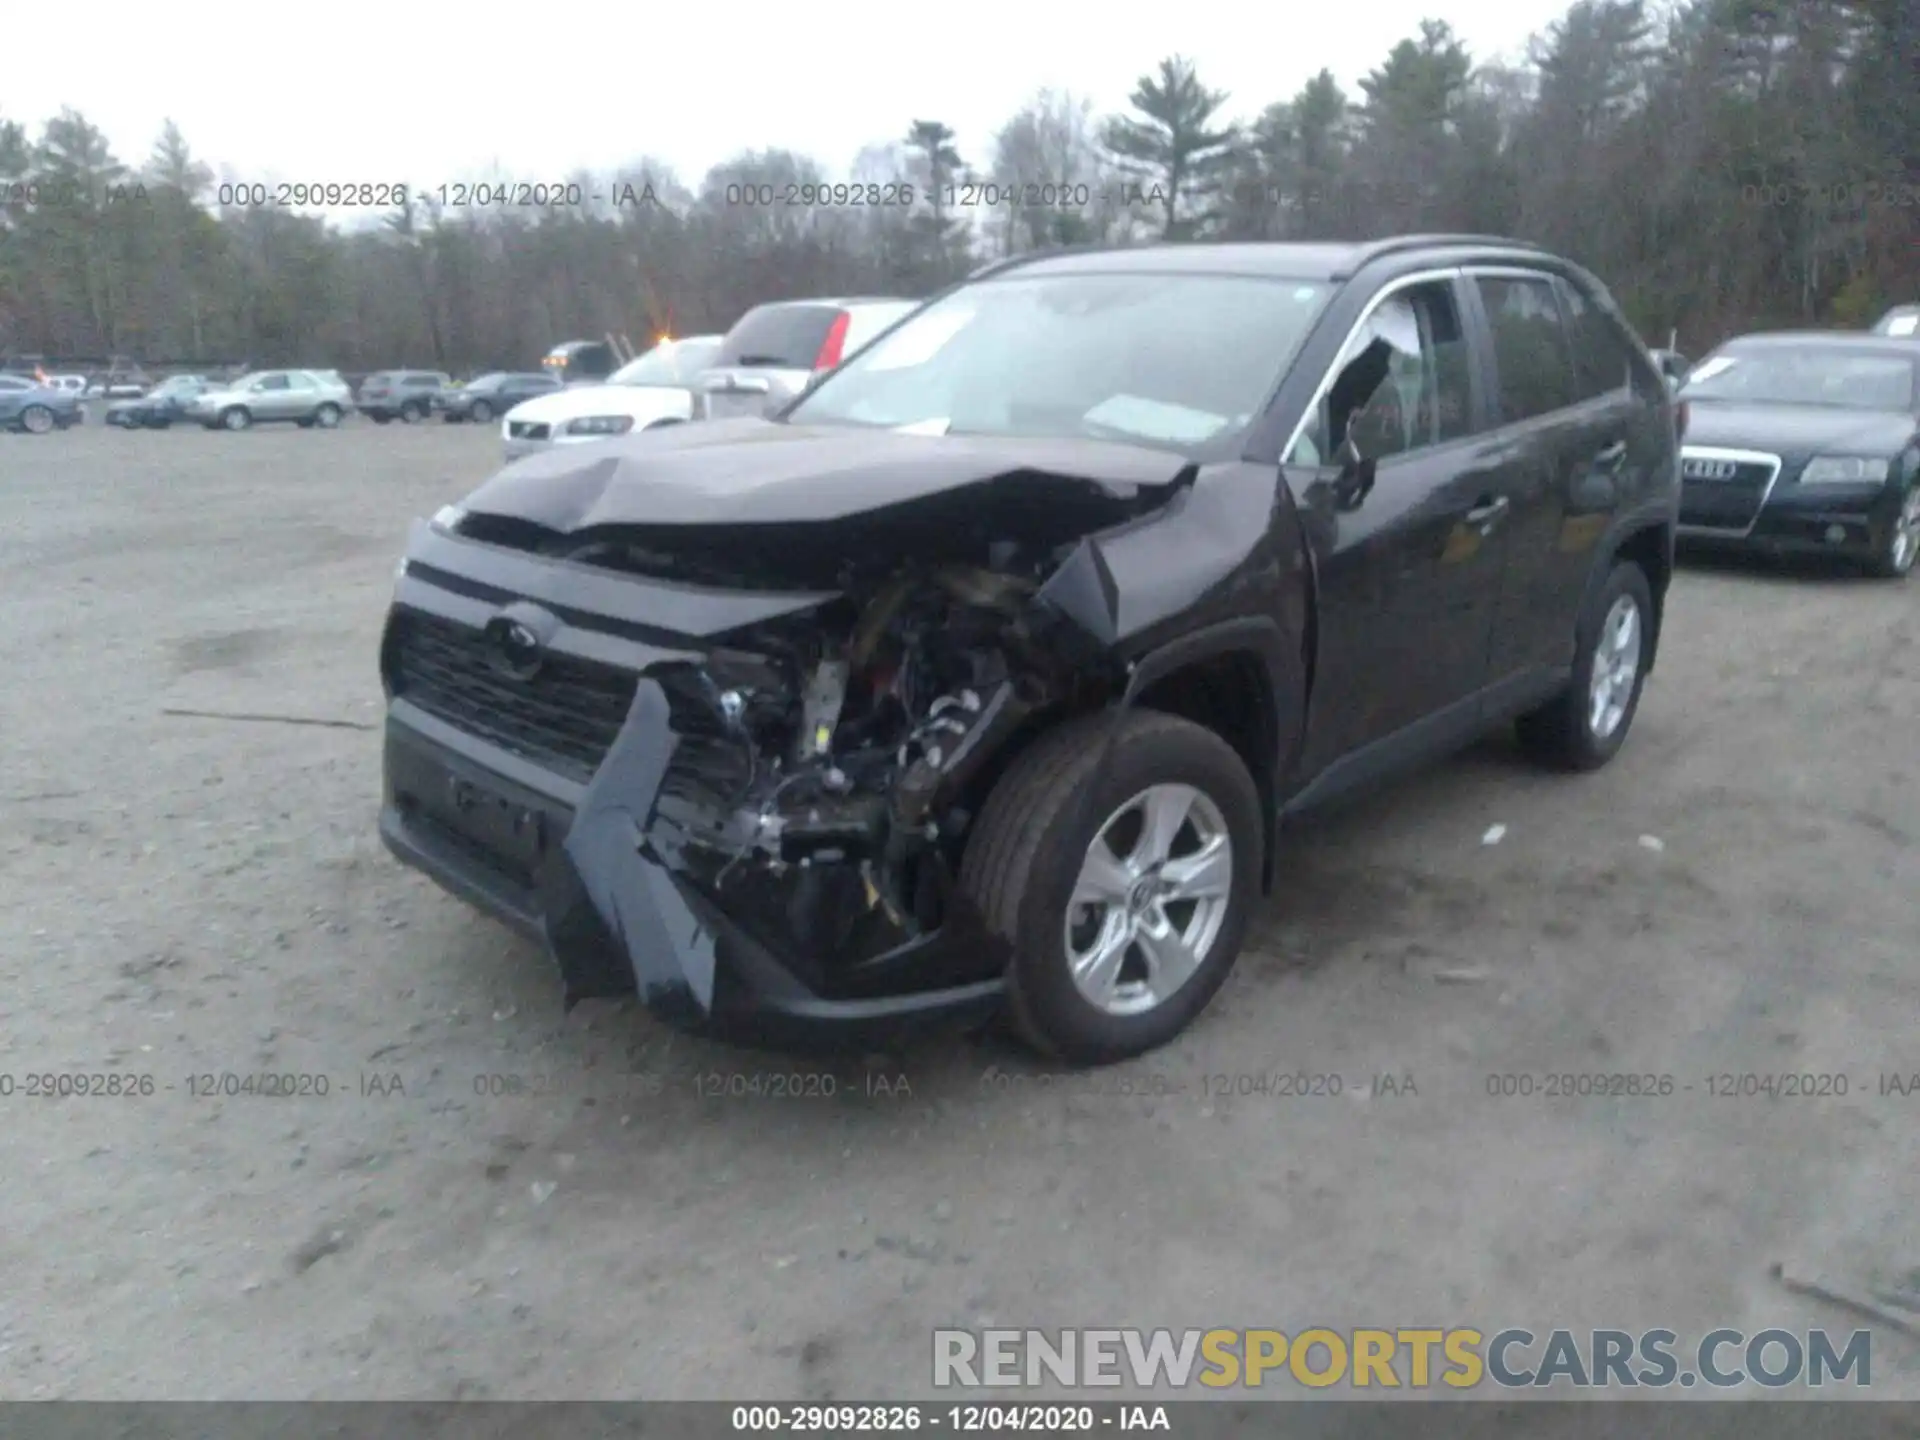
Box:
[379,236,1680,1064]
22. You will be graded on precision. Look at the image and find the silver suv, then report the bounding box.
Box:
[188,370,353,430]
[695,297,916,420]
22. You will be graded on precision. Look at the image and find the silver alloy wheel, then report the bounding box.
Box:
[1890,491,1920,574]
[1588,593,1643,740]
[1063,783,1235,1017]
[21,405,54,434]
[222,408,249,431]
[315,405,341,428]
[470,401,492,423]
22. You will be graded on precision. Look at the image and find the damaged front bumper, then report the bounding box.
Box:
[377,521,1009,1048]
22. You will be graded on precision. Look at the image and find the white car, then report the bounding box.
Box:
[500,335,722,462]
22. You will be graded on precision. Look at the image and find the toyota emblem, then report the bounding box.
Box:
[487,618,544,679]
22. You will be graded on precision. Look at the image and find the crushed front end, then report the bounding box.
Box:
[377,501,1137,1047]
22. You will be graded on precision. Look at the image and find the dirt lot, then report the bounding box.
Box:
[2,420,1917,1402]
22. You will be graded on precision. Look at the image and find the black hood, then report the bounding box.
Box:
[459,418,1194,531]
[1683,401,1916,459]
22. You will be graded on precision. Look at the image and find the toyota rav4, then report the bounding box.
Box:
[378,236,1681,1064]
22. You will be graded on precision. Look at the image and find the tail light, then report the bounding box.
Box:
[1674,399,1690,441]
[813,310,852,371]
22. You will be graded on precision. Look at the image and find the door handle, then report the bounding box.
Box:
[1594,439,1628,470]
[1465,495,1510,530]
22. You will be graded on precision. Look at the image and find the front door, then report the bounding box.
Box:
[1284,274,1514,777]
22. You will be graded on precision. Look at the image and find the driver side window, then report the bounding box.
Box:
[1286,280,1473,467]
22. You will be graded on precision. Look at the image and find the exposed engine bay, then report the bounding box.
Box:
[644,551,1110,972]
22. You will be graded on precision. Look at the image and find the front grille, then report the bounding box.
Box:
[387,609,638,783]
[1679,451,1780,533]
[507,420,551,441]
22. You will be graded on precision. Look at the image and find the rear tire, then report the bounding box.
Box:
[313,404,342,429]
[220,407,251,431]
[399,401,424,423]
[959,710,1262,1065]
[469,400,493,423]
[1516,560,1654,771]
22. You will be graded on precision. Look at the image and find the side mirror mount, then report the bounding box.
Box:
[1331,439,1374,511]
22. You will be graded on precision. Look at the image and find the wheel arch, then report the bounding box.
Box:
[1589,515,1672,674]
[1121,618,1296,894]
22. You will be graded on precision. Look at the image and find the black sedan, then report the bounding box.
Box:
[104,375,212,428]
[433,371,561,423]
[0,374,84,433]
[1676,332,1920,578]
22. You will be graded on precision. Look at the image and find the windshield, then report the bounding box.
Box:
[1875,308,1918,338]
[226,372,267,390]
[1683,348,1916,411]
[608,338,723,387]
[786,273,1333,452]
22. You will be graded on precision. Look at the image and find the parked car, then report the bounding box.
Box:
[1648,348,1690,392]
[540,340,620,387]
[694,298,917,420]
[186,369,353,430]
[500,335,723,462]
[43,374,89,398]
[358,370,453,424]
[0,374,85,433]
[1871,305,1918,338]
[104,375,212,428]
[86,371,155,399]
[435,372,562,424]
[378,236,1678,1063]
[1676,331,1920,577]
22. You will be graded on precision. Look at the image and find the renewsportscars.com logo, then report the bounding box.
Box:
[931,1327,1873,1390]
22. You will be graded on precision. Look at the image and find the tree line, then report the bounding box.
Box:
[0,0,1912,373]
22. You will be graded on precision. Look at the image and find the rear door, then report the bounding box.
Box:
[1284,272,1511,770]
[1463,270,1640,679]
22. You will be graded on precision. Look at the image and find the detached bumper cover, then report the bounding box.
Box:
[380,692,1004,1045]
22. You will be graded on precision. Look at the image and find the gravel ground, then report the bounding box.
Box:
[2,420,1917,1402]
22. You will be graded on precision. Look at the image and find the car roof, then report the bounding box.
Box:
[971,235,1558,284]
[1717,330,1920,354]
[755,296,909,311]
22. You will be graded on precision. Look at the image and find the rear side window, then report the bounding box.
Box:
[1475,274,1579,424]
[717,304,840,368]
[1554,280,1646,402]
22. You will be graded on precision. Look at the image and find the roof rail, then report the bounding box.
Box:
[1350,233,1552,267]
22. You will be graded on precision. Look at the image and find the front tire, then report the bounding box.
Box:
[960,711,1262,1065]
[1516,560,1654,771]
[20,405,55,434]
[1868,488,1919,579]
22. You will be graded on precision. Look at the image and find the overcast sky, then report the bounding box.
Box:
[16,0,1566,195]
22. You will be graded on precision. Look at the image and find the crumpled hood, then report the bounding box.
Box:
[1683,402,1916,459]
[460,418,1193,529]
[501,383,696,428]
